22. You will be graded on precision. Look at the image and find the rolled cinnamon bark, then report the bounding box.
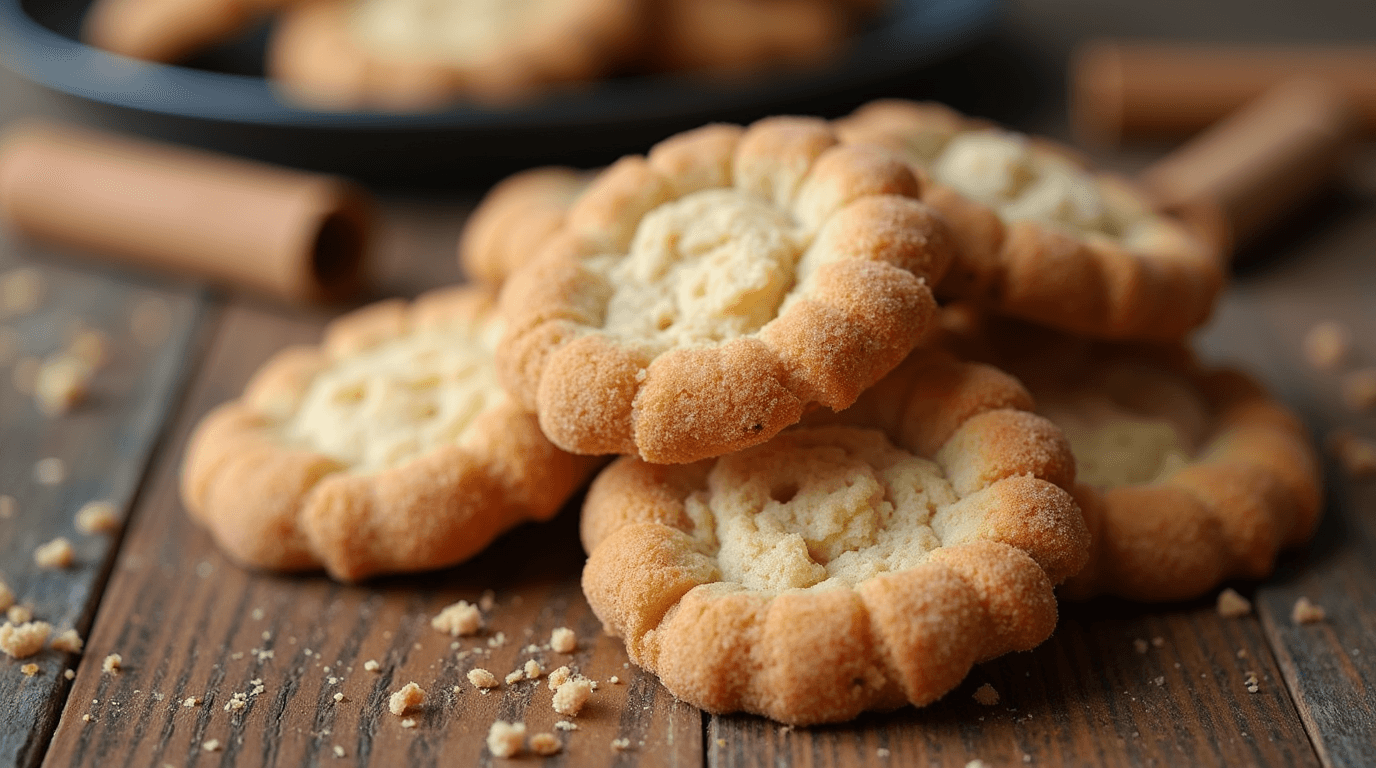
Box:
[1072,41,1376,145]
[0,122,372,303]
[1140,78,1359,254]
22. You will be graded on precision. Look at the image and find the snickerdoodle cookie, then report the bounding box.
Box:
[939,309,1322,601]
[497,117,958,464]
[181,286,602,581]
[459,166,591,287]
[835,100,1224,341]
[581,347,1087,724]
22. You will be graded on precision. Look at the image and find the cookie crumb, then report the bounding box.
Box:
[550,627,577,653]
[400,718,417,729]
[553,677,595,716]
[1244,672,1259,693]
[486,720,526,758]
[0,621,52,658]
[34,354,93,415]
[1303,321,1351,370]
[75,501,120,534]
[363,659,380,672]
[530,732,561,756]
[487,631,506,648]
[333,745,345,758]
[1291,597,1326,624]
[972,683,999,706]
[505,669,524,685]
[34,537,75,569]
[81,714,92,723]
[34,457,66,485]
[547,665,572,691]
[183,696,201,708]
[21,662,39,676]
[608,675,620,684]
[333,692,345,703]
[202,739,221,753]
[524,659,542,680]
[877,747,891,758]
[1341,369,1376,412]
[431,600,483,637]
[7,606,33,624]
[1154,676,1165,686]
[467,668,499,689]
[50,628,84,653]
[611,738,631,751]
[389,682,425,715]
[0,496,14,520]
[554,720,578,731]
[1216,588,1252,618]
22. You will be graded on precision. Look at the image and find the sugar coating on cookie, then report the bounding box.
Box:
[459,166,589,286]
[499,117,957,463]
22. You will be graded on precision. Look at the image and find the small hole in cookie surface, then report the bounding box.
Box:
[770,482,799,505]
[657,317,674,331]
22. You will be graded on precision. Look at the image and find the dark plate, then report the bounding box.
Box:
[0,0,1000,184]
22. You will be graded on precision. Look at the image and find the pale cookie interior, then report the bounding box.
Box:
[1041,397,1192,490]
[350,0,577,65]
[591,188,808,358]
[682,427,963,593]
[280,322,505,474]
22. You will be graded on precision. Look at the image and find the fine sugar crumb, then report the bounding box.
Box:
[487,632,506,649]
[0,496,15,520]
[183,696,201,708]
[389,682,426,715]
[50,629,84,653]
[34,537,75,569]
[1341,369,1376,412]
[81,714,92,723]
[333,745,345,758]
[608,675,621,684]
[1244,672,1260,693]
[611,738,631,752]
[505,669,524,685]
[202,739,222,753]
[21,663,39,676]
[1217,588,1253,618]
[554,720,578,731]
[547,665,572,692]
[552,677,595,716]
[550,627,577,654]
[524,659,542,680]
[8,606,33,624]
[0,581,13,611]
[34,457,66,486]
[363,659,380,672]
[1303,321,1351,371]
[1133,638,1149,654]
[530,732,561,756]
[972,683,1000,706]
[333,692,345,703]
[400,718,417,729]
[0,621,52,658]
[877,747,891,758]
[467,668,500,689]
[75,501,121,534]
[1291,597,1327,624]
[487,721,526,758]
[431,600,483,637]
[64,669,75,680]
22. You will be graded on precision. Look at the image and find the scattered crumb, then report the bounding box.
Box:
[611,738,631,752]
[505,669,524,685]
[486,721,526,758]
[75,501,120,534]
[50,629,84,653]
[21,663,39,676]
[0,581,13,611]
[478,590,495,611]
[1303,321,1351,370]
[0,268,43,317]
[251,608,264,621]
[130,297,172,347]
[389,682,426,715]
[0,621,52,658]
[333,692,345,703]
[467,668,499,689]
[1151,637,1165,648]
[554,720,578,732]
[553,677,595,716]
[82,714,92,723]
[64,669,75,680]
[1217,588,1253,618]
[400,718,417,729]
[34,354,93,415]
[608,675,620,684]
[225,693,247,711]
[877,747,891,758]
[202,739,221,753]
[1154,676,1165,686]
[550,627,577,654]
[34,457,66,485]
[34,537,75,569]
[1133,638,1149,654]
[524,659,542,680]
[183,696,201,708]
[547,665,572,691]
[1292,597,1327,624]
[431,600,483,637]
[363,659,380,672]
[333,745,345,758]
[1341,369,1376,412]
[102,653,122,673]
[8,606,33,624]
[530,732,561,756]
[487,631,506,649]
[1244,672,1259,693]
[0,496,14,520]
[972,683,999,706]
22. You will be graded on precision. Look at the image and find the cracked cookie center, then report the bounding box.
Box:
[1041,398,1192,490]
[685,427,959,593]
[281,329,503,473]
[597,188,806,356]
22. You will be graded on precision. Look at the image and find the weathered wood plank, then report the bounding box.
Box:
[42,301,703,768]
[0,240,208,768]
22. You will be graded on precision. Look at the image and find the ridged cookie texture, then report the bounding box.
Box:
[580,346,1088,725]
[939,309,1322,602]
[835,99,1224,342]
[180,286,602,581]
[267,0,640,109]
[459,166,591,287]
[497,117,959,464]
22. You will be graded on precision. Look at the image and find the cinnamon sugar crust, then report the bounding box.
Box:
[939,309,1322,602]
[498,118,958,464]
[580,347,1086,724]
[180,285,602,581]
[459,167,591,286]
[835,100,1224,342]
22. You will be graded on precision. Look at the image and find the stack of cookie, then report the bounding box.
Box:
[181,100,1322,725]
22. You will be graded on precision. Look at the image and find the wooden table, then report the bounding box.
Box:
[3,3,1375,765]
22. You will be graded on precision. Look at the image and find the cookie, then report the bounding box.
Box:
[83,0,291,63]
[497,117,958,464]
[835,99,1224,341]
[641,0,857,74]
[580,346,1087,724]
[267,0,640,109]
[939,309,1322,601]
[459,166,591,287]
[180,285,602,581]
